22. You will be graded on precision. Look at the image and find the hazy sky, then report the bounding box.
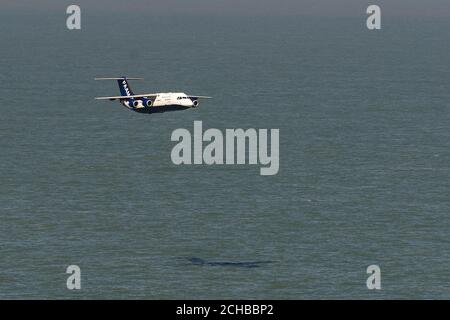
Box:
[2,0,450,17]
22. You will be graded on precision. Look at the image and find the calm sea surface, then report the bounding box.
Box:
[0,11,449,299]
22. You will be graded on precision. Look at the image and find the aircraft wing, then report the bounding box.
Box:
[95,93,159,100]
[187,96,212,99]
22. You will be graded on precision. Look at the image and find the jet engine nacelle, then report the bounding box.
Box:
[192,100,199,107]
[145,99,153,107]
[133,100,143,108]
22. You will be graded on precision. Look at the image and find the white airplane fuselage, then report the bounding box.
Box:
[122,92,198,111]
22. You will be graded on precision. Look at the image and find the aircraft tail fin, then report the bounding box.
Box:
[94,77,143,98]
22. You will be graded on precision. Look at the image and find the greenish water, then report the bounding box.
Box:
[0,11,449,299]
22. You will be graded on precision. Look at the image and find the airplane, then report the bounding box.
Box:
[95,77,212,114]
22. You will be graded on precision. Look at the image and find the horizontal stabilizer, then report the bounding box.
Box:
[94,77,143,81]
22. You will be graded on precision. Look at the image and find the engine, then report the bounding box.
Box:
[192,100,199,107]
[133,100,142,108]
[145,99,153,107]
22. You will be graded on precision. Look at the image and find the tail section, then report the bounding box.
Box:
[94,77,143,97]
[118,77,135,97]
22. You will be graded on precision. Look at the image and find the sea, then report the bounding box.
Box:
[0,9,449,299]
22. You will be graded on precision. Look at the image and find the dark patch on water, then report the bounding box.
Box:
[182,257,275,268]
